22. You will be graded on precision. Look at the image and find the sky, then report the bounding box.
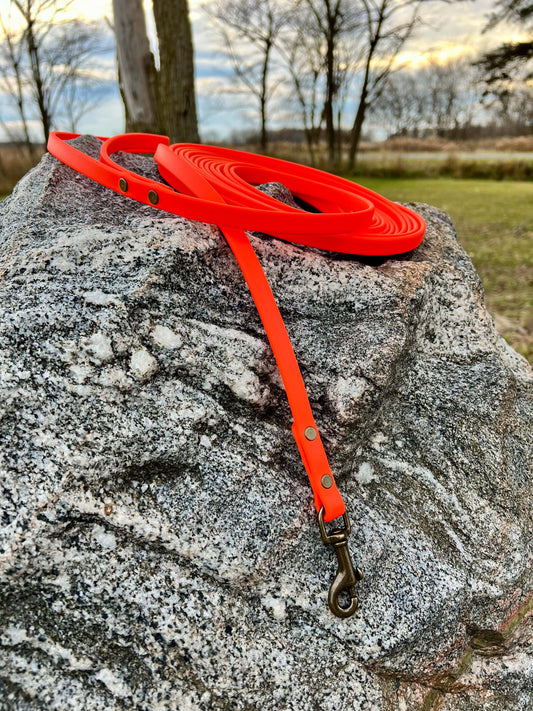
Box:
[0,0,526,142]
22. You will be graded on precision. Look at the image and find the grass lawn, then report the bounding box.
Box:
[352,177,533,362]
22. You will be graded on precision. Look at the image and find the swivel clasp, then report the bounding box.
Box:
[318,506,363,619]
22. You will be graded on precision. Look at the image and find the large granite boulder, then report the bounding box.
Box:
[0,137,531,710]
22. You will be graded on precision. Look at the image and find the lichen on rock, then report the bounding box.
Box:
[0,136,531,710]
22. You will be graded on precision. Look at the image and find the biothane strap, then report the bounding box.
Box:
[47,132,426,618]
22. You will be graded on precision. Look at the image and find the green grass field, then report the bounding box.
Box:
[352,178,533,362]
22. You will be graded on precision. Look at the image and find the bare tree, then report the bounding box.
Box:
[287,0,422,169]
[347,0,424,170]
[113,0,199,143]
[370,71,427,137]
[0,0,110,145]
[204,0,467,165]
[277,1,361,165]
[11,0,58,143]
[54,20,111,132]
[0,8,34,152]
[206,0,288,152]
[294,0,361,168]
[278,12,325,163]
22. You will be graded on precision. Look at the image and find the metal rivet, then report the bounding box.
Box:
[321,474,333,489]
[304,426,317,441]
[119,177,128,192]
[148,190,159,205]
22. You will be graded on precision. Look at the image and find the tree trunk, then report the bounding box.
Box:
[304,126,316,166]
[324,34,337,169]
[14,62,35,156]
[259,39,272,152]
[260,94,267,152]
[112,0,157,133]
[347,96,367,171]
[347,3,386,172]
[26,18,50,143]
[152,0,199,143]
[347,43,375,171]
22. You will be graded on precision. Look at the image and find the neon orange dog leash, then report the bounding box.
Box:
[48,132,425,618]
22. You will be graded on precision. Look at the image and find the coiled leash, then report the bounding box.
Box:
[48,132,426,618]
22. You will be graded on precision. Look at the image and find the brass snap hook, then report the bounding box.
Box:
[318,506,363,619]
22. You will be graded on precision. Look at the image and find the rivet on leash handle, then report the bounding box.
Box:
[318,506,363,619]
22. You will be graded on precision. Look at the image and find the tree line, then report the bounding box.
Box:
[206,0,532,168]
[370,54,532,141]
[0,0,531,170]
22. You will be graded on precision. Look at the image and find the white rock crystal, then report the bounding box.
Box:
[152,324,182,349]
[356,461,377,484]
[83,331,114,363]
[130,347,157,378]
[84,290,122,307]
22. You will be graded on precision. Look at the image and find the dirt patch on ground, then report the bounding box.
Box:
[493,312,533,363]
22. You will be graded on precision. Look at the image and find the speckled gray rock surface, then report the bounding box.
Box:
[0,137,532,711]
